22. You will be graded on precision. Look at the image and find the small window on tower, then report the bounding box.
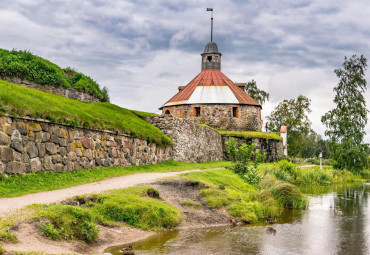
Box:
[207,56,212,62]
[164,110,170,115]
[232,107,239,118]
[195,107,201,117]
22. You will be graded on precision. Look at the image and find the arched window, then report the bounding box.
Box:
[164,110,170,115]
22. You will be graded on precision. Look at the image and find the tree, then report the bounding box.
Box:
[267,95,312,157]
[321,55,369,172]
[244,79,270,105]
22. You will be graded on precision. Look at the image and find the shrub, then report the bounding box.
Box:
[227,202,262,223]
[225,138,265,185]
[0,229,17,243]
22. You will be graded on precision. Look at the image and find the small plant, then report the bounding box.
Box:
[181,200,202,210]
[225,138,266,185]
[0,229,18,243]
[0,244,4,255]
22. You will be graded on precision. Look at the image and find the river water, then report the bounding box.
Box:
[105,183,370,255]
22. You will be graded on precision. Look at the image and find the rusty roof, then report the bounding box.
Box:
[161,69,261,108]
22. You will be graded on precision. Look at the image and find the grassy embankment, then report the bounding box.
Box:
[0,80,171,146]
[0,49,109,102]
[217,130,282,141]
[0,160,230,198]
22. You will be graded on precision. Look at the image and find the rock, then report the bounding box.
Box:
[58,128,67,138]
[76,149,82,157]
[37,143,46,157]
[62,156,69,165]
[6,162,26,174]
[0,162,5,174]
[74,132,80,140]
[51,135,59,144]
[16,123,28,135]
[67,151,77,161]
[81,137,91,149]
[27,142,39,159]
[44,156,54,171]
[64,162,74,172]
[30,158,42,172]
[0,147,13,162]
[42,132,51,142]
[45,143,58,154]
[54,163,64,172]
[59,147,67,157]
[59,139,68,147]
[0,132,10,145]
[10,142,23,153]
[11,130,22,142]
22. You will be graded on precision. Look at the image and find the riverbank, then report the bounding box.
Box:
[0,163,364,254]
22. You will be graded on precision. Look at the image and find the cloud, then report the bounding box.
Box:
[0,0,369,142]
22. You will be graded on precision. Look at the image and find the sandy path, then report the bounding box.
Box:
[0,169,201,217]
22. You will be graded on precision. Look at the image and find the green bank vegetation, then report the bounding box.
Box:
[0,80,171,146]
[0,186,183,244]
[0,160,230,198]
[0,49,109,102]
[181,169,308,223]
[217,130,282,141]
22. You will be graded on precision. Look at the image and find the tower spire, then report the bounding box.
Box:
[206,8,213,42]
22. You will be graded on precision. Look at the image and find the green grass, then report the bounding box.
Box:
[0,49,109,102]
[217,130,282,141]
[29,186,183,243]
[181,200,202,210]
[0,80,171,146]
[180,169,287,223]
[0,160,230,198]
[0,230,17,243]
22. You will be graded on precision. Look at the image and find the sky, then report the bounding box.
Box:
[0,0,369,142]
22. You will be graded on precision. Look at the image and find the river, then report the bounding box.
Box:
[105,183,370,255]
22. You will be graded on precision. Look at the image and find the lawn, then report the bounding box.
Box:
[0,160,230,198]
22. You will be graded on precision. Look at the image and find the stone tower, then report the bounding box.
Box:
[160,41,262,131]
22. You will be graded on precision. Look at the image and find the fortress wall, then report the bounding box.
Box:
[0,116,171,175]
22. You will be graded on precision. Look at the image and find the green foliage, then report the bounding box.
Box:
[0,160,230,198]
[0,80,171,146]
[31,186,183,243]
[0,229,17,243]
[243,79,270,105]
[181,169,282,223]
[35,204,98,243]
[0,49,109,102]
[0,244,4,255]
[217,130,282,141]
[225,138,266,185]
[321,55,369,172]
[260,175,308,209]
[181,200,202,210]
[267,95,312,157]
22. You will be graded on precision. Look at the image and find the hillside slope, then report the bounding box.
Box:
[0,49,109,102]
[0,80,171,146]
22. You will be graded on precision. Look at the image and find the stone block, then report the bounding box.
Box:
[58,128,68,138]
[45,143,58,154]
[37,143,46,157]
[16,122,28,135]
[64,162,74,172]
[0,132,10,145]
[30,158,42,172]
[59,139,68,147]
[42,132,51,142]
[0,147,13,162]
[27,142,39,159]
[81,137,91,149]
[51,135,59,144]
[67,151,77,161]
[11,130,22,142]
[6,162,26,174]
[44,156,54,171]
[54,163,64,172]
[10,142,23,153]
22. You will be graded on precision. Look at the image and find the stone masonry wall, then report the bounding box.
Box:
[222,136,284,162]
[0,116,171,175]
[2,77,100,103]
[162,104,262,131]
[147,115,224,162]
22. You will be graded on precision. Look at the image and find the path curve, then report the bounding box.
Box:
[0,169,202,216]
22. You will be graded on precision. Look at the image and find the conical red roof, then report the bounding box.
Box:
[161,69,261,108]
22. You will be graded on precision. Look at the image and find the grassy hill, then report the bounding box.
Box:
[0,49,109,102]
[0,80,171,146]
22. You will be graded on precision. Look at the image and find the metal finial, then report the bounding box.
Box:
[206,8,213,42]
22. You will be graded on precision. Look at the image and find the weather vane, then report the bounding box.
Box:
[206,8,213,42]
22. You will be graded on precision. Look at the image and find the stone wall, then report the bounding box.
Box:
[147,115,224,162]
[2,77,100,103]
[161,104,262,131]
[0,116,171,175]
[222,136,284,162]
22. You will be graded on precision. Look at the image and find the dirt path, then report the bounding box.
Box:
[0,169,202,217]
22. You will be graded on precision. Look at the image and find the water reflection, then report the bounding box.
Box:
[105,183,370,255]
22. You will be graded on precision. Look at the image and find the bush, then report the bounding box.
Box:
[0,229,17,243]
[225,138,265,185]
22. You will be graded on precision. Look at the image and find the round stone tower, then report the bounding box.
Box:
[160,41,262,131]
